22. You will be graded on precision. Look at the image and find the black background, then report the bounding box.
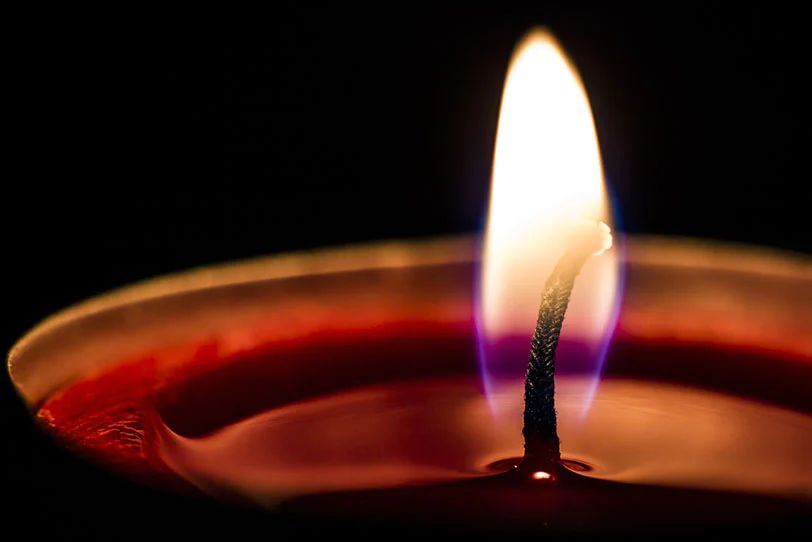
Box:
[2,4,808,539]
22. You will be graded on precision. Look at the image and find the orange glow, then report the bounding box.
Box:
[531,471,552,480]
[482,28,618,346]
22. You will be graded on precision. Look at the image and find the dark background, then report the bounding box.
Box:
[3,5,808,538]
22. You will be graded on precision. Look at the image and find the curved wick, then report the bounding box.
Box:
[522,220,612,469]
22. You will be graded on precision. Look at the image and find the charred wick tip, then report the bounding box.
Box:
[522,220,612,463]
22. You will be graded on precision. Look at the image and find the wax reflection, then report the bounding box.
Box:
[150,376,811,505]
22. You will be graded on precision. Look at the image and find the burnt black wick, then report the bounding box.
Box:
[522,221,612,466]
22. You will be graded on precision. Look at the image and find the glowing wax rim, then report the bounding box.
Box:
[7,235,812,407]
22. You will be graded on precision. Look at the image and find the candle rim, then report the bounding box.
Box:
[8,234,811,405]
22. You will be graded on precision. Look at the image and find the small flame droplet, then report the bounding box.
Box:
[531,471,552,481]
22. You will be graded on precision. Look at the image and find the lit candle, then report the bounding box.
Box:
[480,29,618,447]
[7,28,811,534]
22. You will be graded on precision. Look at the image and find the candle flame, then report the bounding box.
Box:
[479,29,620,414]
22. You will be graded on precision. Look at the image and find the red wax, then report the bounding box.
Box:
[11,238,812,532]
[36,330,812,530]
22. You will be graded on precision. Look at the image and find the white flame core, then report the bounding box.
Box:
[481,29,619,366]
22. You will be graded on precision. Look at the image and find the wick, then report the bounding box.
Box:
[522,220,612,466]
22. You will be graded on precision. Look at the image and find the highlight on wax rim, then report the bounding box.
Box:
[6,24,811,535]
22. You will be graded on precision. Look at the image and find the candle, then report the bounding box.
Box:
[7,29,811,534]
[10,237,811,530]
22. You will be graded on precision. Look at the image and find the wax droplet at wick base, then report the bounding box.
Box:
[521,221,613,475]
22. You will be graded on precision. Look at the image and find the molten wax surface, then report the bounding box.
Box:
[15,238,811,531]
